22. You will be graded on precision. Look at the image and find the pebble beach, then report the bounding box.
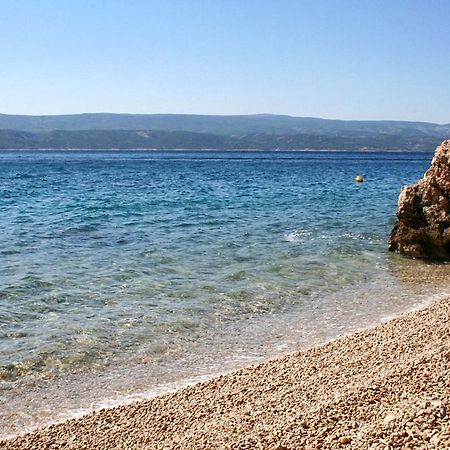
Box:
[2,1,450,447]
[2,297,449,449]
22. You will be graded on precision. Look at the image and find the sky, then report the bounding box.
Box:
[1,0,449,122]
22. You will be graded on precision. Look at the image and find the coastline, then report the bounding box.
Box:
[0,148,435,152]
[2,296,449,449]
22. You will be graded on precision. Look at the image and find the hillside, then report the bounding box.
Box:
[0,113,448,150]
[0,129,444,151]
[1,113,449,136]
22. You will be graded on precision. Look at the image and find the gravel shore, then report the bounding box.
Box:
[2,298,450,449]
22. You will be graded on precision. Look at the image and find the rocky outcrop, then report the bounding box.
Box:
[389,139,450,260]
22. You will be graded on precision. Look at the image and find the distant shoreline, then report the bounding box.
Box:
[0,147,435,152]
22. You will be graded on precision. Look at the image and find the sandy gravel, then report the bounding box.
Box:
[2,298,450,449]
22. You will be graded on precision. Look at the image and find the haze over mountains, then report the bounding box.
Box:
[0,113,449,151]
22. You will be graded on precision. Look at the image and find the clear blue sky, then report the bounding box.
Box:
[1,0,449,122]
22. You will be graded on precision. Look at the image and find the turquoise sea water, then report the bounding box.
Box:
[1,150,450,437]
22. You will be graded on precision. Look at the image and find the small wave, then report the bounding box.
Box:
[380,290,449,323]
[0,248,21,256]
[284,230,313,242]
[339,232,382,242]
[61,225,99,236]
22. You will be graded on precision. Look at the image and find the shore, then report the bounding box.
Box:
[2,298,449,450]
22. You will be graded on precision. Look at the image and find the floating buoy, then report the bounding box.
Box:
[355,175,364,183]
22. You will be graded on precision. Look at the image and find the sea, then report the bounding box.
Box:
[1,150,450,438]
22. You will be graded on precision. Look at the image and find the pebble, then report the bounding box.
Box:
[2,298,450,450]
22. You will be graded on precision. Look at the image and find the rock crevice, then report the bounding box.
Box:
[389,139,450,260]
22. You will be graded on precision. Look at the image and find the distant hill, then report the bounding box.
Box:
[0,128,445,151]
[1,113,449,136]
[0,113,448,150]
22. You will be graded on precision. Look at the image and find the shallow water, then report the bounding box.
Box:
[1,150,450,438]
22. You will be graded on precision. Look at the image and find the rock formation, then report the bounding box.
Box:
[389,139,450,260]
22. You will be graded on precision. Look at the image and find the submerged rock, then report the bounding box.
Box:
[389,139,450,260]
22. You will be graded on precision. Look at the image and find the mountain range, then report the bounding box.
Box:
[0,113,449,151]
